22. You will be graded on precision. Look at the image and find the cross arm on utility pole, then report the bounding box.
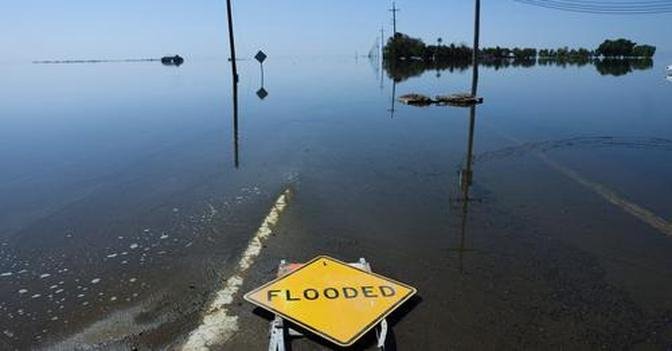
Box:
[388,2,400,35]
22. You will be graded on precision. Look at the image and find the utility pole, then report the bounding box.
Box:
[226,0,238,84]
[471,0,481,96]
[389,2,400,35]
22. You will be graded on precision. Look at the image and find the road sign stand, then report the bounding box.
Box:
[267,258,390,350]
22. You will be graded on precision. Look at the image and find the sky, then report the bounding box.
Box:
[2,0,671,62]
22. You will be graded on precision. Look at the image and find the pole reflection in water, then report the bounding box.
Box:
[389,80,397,118]
[451,41,480,273]
[452,103,478,273]
[380,57,385,90]
[232,78,239,168]
[256,66,268,100]
[256,52,268,100]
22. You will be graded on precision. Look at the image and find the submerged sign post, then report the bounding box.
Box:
[244,255,416,347]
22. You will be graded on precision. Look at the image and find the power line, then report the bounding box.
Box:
[514,0,672,14]
[513,0,672,14]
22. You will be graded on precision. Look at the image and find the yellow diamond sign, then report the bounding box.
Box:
[244,255,417,347]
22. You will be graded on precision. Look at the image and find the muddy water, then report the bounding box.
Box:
[1,56,672,350]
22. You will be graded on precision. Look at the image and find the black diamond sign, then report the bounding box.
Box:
[254,50,267,63]
[256,87,268,100]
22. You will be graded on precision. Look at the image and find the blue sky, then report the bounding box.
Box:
[2,0,671,61]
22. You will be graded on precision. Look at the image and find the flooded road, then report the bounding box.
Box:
[1,56,671,350]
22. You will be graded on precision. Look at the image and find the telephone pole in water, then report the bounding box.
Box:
[389,2,400,35]
[471,0,481,96]
[226,0,238,84]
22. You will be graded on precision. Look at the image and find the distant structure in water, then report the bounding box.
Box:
[33,55,186,66]
[161,55,184,66]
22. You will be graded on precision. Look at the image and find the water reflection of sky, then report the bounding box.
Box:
[1,56,671,348]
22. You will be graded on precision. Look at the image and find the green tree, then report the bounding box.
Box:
[596,39,636,57]
[383,33,426,60]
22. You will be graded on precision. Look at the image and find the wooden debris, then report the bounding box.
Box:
[398,94,433,106]
[399,92,484,107]
[435,93,483,107]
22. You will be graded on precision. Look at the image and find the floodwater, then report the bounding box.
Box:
[1,55,671,350]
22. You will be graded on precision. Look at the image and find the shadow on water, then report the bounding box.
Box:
[383,57,654,82]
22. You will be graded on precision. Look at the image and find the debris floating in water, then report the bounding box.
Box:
[398,92,484,107]
[435,93,484,106]
[398,93,433,106]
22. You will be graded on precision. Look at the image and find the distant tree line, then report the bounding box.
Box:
[383,33,473,63]
[383,34,656,62]
[385,55,652,82]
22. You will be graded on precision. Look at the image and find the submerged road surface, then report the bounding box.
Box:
[2,57,672,349]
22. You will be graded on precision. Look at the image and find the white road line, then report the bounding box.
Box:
[181,188,291,351]
[484,127,672,237]
[539,154,672,236]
